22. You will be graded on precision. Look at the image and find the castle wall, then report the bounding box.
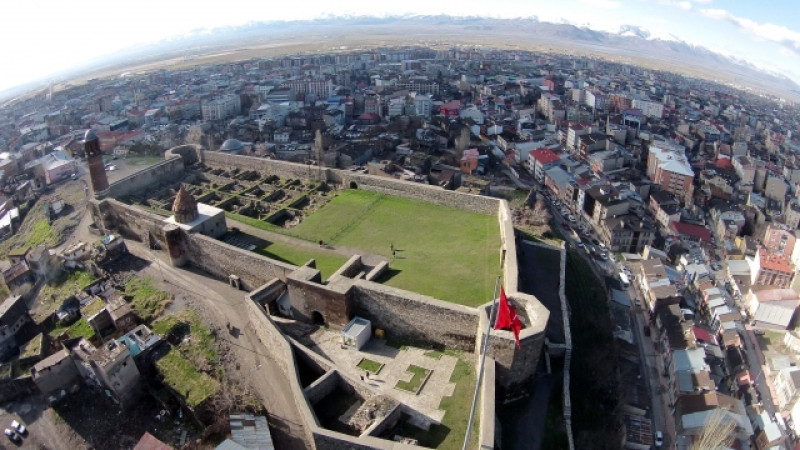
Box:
[202,150,500,215]
[164,144,201,166]
[479,293,549,397]
[246,288,413,450]
[303,370,340,405]
[95,199,169,246]
[203,151,326,181]
[287,267,352,328]
[331,171,499,215]
[352,281,479,351]
[104,156,185,200]
[498,200,519,293]
[185,234,297,291]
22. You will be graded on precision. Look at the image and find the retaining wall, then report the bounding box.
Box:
[95,199,169,246]
[304,370,340,405]
[352,281,480,351]
[104,156,184,200]
[185,234,297,290]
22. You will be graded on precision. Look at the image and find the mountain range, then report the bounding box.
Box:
[3,15,799,103]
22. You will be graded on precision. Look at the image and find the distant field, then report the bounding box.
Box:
[289,189,501,306]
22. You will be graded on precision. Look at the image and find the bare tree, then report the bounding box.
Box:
[690,409,736,450]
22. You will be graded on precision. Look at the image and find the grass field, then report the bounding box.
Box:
[155,347,220,408]
[255,240,347,281]
[288,190,501,306]
[395,364,430,393]
[401,357,478,449]
[357,358,383,374]
[124,277,172,324]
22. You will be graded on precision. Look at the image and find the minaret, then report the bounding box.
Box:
[84,129,109,194]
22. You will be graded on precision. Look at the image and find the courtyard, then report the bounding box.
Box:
[305,325,479,450]
[125,164,502,306]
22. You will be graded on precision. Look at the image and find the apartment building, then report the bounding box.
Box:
[647,140,695,205]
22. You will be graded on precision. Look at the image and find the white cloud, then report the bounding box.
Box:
[691,0,712,4]
[700,8,800,55]
[655,0,692,10]
[579,0,621,8]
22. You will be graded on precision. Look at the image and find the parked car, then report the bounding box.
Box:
[4,429,20,443]
[654,430,664,447]
[10,420,25,436]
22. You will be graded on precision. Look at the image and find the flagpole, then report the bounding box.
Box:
[462,275,501,450]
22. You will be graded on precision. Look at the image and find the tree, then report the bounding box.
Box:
[690,409,736,450]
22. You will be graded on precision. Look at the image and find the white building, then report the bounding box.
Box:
[632,98,664,119]
[413,94,432,117]
[201,94,241,121]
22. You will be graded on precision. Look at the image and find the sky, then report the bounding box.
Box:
[2,0,799,93]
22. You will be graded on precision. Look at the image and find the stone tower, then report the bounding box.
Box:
[84,129,109,194]
[172,185,198,224]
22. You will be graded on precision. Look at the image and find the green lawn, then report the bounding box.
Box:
[155,347,220,408]
[289,190,501,306]
[255,241,347,281]
[26,220,57,249]
[36,270,98,323]
[50,318,95,341]
[395,364,431,393]
[357,358,383,374]
[401,357,478,449]
[124,277,171,324]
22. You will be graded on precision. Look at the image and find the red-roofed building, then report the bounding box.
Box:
[440,100,461,118]
[133,432,172,450]
[714,158,733,170]
[355,113,379,125]
[755,249,794,289]
[528,148,561,183]
[692,326,717,345]
[460,148,479,174]
[670,222,712,243]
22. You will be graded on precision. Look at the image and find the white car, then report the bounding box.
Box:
[4,428,19,443]
[10,420,25,435]
[654,430,663,447]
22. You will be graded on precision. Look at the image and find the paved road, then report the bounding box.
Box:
[627,282,676,447]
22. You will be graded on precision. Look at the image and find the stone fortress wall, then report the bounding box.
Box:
[102,156,185,200]
[91,147,552,449]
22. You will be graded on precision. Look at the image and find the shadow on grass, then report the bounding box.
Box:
[375,268,403,284]
[395,418,450,448]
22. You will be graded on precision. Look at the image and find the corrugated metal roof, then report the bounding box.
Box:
[228,414,274,450]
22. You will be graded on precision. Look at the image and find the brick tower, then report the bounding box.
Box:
[84,129,109,194]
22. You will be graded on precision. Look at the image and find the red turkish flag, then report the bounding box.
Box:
[494,287,522,349]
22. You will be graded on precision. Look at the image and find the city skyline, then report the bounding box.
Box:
[1,0,799,94]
